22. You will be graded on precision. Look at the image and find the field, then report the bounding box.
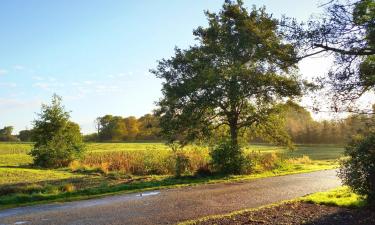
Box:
[0,142,344,208]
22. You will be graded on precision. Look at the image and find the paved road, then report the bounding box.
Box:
[0,170,341,225]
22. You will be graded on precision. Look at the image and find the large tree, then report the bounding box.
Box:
[152,0,304,148]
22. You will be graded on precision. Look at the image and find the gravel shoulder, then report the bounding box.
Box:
[189,202,375,225]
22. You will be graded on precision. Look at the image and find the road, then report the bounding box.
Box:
[0,170,341,225]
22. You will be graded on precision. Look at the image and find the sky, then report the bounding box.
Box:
[0,0,360,134]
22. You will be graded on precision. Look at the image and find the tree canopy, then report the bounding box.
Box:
[152,0,305,148]
[283,0,374,110]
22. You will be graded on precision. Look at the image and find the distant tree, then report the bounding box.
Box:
[124,116,139,141]
[137,114,161,140]
[97,115,126,141]
[30,94,85,168]
[83,133,98,142]
[18,129,34,142]
[0,126,17,141]
[152,1,304,172]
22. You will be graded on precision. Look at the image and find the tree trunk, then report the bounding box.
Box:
[229,122,238,148]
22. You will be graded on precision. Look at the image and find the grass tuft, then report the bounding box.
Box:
[300,186,366,207]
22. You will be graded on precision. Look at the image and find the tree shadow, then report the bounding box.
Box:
[0,176,103,196]
[0,165,34,169]
[304,207,375,225]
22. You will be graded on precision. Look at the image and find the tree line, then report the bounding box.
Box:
[2,102,374,144]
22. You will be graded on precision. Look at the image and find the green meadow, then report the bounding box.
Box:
[0,142,343,208]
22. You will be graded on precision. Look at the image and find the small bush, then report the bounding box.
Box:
[338,133,375,205]
[210,141,246,174]
[260,152,282,170]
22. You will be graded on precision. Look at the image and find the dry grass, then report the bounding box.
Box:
[287,155,313,165]
[82,146,211,175]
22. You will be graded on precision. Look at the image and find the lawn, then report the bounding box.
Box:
[0,142,344,209]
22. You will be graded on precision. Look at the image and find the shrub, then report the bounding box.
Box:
[338,133,375,205]
[30,95,85,168]
[259,152,282,170]
[210,141,246,174]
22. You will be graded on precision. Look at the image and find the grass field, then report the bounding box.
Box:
[0,142,344,209]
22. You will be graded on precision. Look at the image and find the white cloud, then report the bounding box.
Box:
[107,72,132,79]
[13,65,25,70]
[0,98,40,115]
[33,81,64,91]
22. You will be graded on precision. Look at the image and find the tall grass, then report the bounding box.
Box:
[82,146,211,175]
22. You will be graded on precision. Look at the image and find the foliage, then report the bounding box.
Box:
[281,102,375,144]
[339,132,375,205]
[92,113,160,142]
[18,129,34,142]
[30,94,85,168]
[153,1,305,174]
[283,0,375,109]
[210,140,247,174]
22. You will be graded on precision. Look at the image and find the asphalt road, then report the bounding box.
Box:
[0,170,341,225]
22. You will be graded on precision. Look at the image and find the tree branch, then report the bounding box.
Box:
[313,44,375,56]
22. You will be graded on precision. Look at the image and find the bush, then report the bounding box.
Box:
[338,133,375,205]
[30,95,85,168]
[210,141,246,174]
[259,152,279,170]
[30,122,85,168]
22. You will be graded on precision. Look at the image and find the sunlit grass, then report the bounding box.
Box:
[0,168,83,185]
[301,186,366,207]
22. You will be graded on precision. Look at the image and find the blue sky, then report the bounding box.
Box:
[0,0,330,134]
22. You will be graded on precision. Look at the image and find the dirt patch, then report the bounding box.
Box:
[194,202,375,225]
